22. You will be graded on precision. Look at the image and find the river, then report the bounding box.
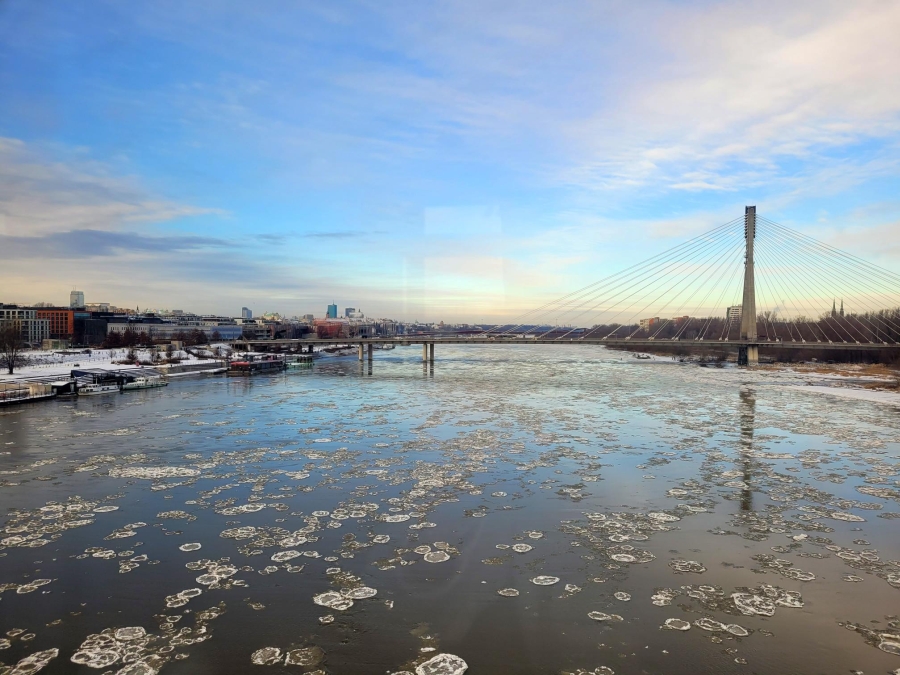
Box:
[1,345,899,674]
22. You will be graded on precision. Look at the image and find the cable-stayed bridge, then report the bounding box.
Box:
[234,207,900,365]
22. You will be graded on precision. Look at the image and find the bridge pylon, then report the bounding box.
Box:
[738,205,758,366]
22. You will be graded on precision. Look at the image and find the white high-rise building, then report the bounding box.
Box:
[241,307,252,320]
[726,305,742,323]
[69,290,85,308]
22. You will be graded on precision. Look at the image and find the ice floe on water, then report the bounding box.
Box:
[694,617,727,632]
[342,586,377,599]
[669,559,706,573]
[415,653,467,675]
[531,576,560,586]
[250,646,282,665]
[588,612,624,622]
[313,591,354,611]
[3,648,58,674]
[662,618,691,631]
[497,588,519,597]
[108,467,200,479]
[285,645,325,666]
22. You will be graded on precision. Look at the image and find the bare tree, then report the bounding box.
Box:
[0,322,24,374]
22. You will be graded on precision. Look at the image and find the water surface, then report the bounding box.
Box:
[2,345,899,674]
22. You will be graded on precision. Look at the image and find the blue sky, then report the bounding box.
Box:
[1,0,899,321]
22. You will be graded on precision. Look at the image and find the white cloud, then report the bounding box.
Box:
[0,138,221,236]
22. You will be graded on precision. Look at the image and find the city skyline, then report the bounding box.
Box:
[2,1,900,321]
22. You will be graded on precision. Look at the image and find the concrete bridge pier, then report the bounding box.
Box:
[423,344,428,362]
[738,345,759,366]
[358,344,364,361]
[739,206,759,367]
[367,343,373,361]
[429,343,434,362]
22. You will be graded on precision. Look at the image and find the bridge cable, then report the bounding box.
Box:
[760,224,900,342]
[529,219,742,338]
[759,220,900,338]
[529,221,743,340]
[477,217,743,338]
[553,227,743,341]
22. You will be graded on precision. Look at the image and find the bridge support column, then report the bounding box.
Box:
[738,345,759,366]
[367,343,373,361]
[429,343,434,363]
[358,344,364,361]
[739,206,758,367]
[423,344,428,362]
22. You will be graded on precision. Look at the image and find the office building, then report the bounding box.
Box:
[326,303,338,319]
[34,308,75,339]
[242,307,253,320]
[69,290,85,308]
[639,317,660,331]
[0,306,51,345]
[726,305,742,323]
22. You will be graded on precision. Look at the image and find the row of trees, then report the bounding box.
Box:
[584,307,900,344]
[103,328,221,349]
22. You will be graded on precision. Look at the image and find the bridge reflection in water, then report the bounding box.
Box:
[739,388,756,512]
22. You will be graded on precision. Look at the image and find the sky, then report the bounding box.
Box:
[1,0,899,322]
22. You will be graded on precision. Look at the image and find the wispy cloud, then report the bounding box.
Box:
[303,231,382,240]
[1,1,899,319]
[0,137,222,236]
[0,229,232,258]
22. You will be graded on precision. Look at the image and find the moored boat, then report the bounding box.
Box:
[227,355,287,376]
[122,375,168,390]
[78,382,121,395]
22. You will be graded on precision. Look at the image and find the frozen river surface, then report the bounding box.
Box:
[1,345,899,675]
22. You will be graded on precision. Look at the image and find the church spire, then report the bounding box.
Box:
[832,299,836,318]
[840,299,844,317]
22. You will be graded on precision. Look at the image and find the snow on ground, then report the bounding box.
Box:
[0,347,226,382]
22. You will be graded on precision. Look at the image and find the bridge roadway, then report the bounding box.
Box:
[232,336,896,355]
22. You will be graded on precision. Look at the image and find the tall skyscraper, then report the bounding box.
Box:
[241,307,252,319]
[69,290,85,308]
[326,303,338,319]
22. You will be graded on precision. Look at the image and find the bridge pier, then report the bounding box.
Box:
[739,206,758,367]
[738,345,759,366]
[358,344,364,361]
[367,343,373,361]
[429,343,434,363]
[423,344,427,362]
[422,343,435,362]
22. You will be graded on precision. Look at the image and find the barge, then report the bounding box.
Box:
[227,355,287,376]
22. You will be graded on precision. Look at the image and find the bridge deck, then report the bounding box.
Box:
[231,337,896,351]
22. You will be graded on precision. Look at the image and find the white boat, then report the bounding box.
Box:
[122,375,168,390]
[78,382,121,395]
